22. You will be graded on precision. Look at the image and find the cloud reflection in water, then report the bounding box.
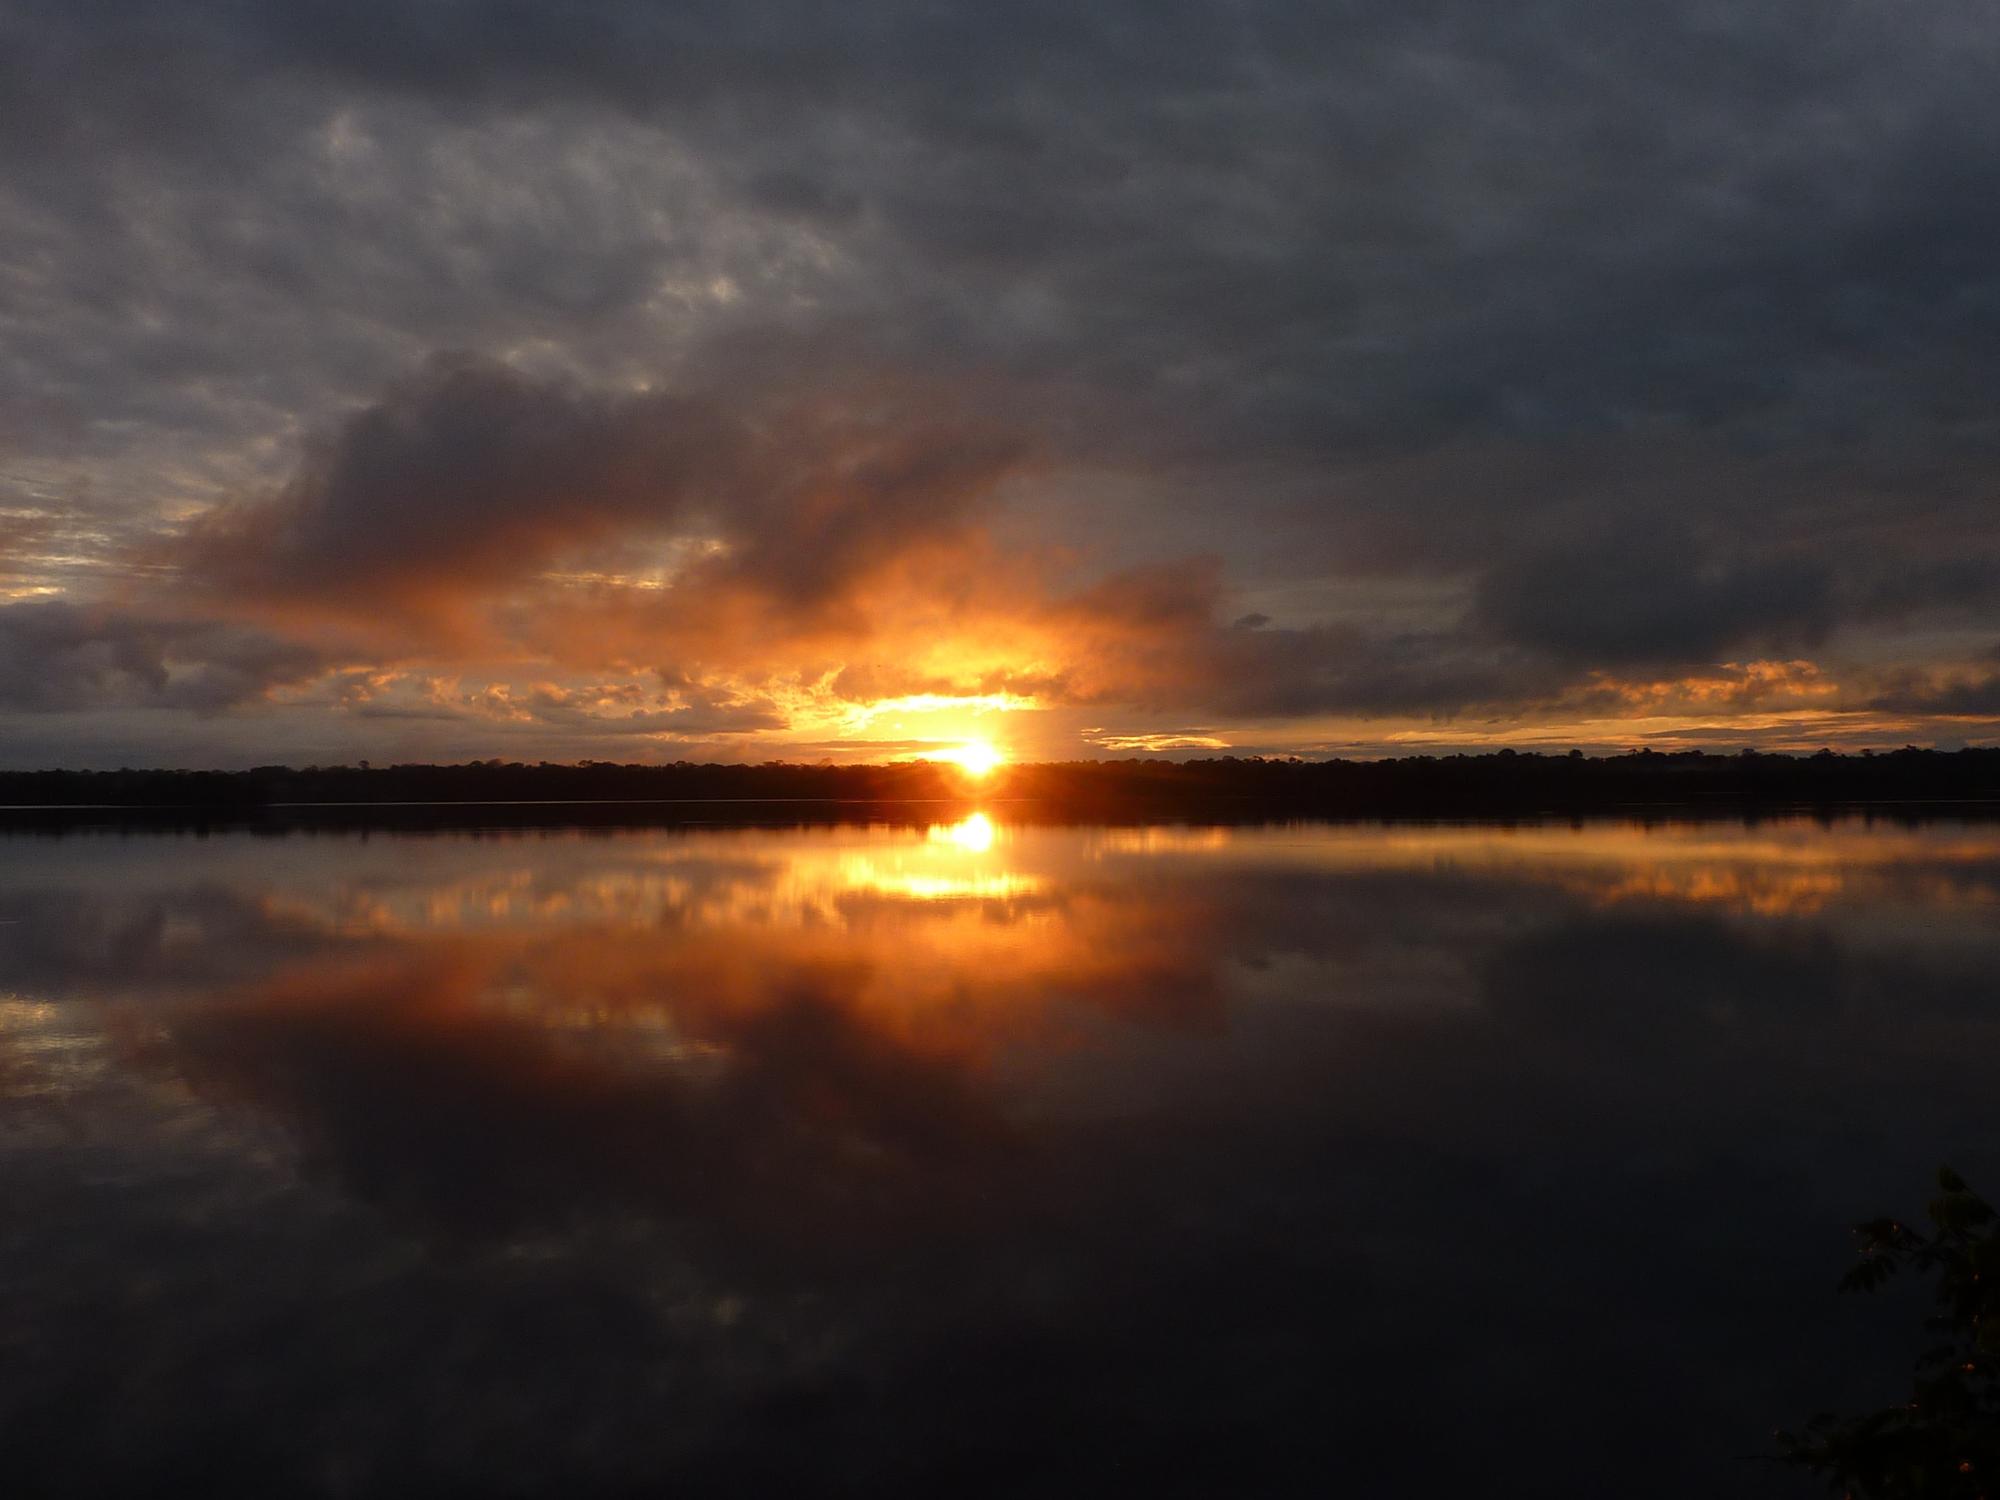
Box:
[2,815,1999,1496]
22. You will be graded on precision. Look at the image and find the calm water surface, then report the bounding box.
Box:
[4,815,1999,1496]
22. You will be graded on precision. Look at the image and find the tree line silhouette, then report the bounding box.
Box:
[1,747,1998,823]
[0,744,1992,816]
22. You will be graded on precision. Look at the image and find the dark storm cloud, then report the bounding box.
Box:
[5,0,2000,743]
[11,0,1998,461]
[1865,651,2000,720]
[0,600,326,714]
[179,354,746,611]
[1475,526,1833,666]
[233,0,2000,459]
[174,350,1025,643]
[1057,558,1559,717]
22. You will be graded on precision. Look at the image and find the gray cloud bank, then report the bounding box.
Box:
[0,601,324,715]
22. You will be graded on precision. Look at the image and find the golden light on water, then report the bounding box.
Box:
[931,811,997,852]
[240,818,2000,942]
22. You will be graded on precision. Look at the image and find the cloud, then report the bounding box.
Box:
[7,0,2000,755]
[146,358,1848,738]
[0,600,326,714]
[16,2,2000,490]
[175,352,1026,642]
[1046,559,1555,719]
[1474,527,1832,667]
[390,675,788,737]
[176,354,746,624]
[1864,657,2000,720]
[1561,659,1841,715]
[1086,731,1231,752]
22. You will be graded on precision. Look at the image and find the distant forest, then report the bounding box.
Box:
[2,748,1998,825]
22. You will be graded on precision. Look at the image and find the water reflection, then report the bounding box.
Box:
[2,815,1999,1496]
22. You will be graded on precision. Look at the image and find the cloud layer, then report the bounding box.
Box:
[4,0,1999,761]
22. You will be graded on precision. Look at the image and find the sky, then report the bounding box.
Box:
[3,0,1999,768]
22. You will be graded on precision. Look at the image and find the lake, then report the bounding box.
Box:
[4,813,1997,1496]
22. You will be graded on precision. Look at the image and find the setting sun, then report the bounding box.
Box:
[928,740,1005,777]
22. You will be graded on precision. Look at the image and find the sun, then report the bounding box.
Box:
[929,740,1005,777]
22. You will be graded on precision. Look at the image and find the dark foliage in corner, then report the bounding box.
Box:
[1780,1169,2000,1497]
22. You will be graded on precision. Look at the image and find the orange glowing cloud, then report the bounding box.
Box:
[100,353,2000,761]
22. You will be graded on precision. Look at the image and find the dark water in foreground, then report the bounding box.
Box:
[3,815,1998,1497]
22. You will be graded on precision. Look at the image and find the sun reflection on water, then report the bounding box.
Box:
[231,816,2000,939]
[930,811,996,852]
